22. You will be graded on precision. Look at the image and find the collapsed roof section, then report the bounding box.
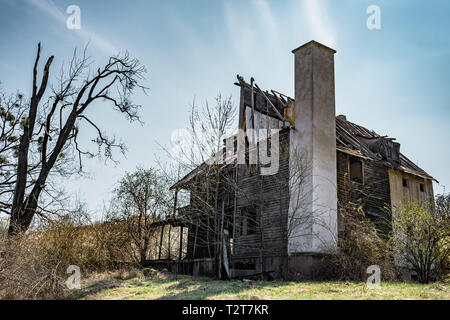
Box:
[236,75,435,182]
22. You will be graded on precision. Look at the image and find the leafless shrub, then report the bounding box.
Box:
[325,206,399,281]
[321,174,400,281]
[0,212,138,299]
[0,231,69,299]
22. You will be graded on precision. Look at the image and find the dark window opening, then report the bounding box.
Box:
[402,178,408,188]
[420,183,425,192]
[240,206,257,236]
[349,157,363,183]
[234,262,256,270]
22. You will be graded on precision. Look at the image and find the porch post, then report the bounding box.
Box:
[158,225,164,259]
[179,226,184,260]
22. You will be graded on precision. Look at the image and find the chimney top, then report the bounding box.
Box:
[292,40,336,55]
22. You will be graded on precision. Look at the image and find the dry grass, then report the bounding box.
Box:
[72,272,450,300]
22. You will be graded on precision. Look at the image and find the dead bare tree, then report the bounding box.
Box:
[4,43,146,235]
[0,90,29,216]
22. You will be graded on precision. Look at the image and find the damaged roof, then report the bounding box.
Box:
[335,116,435,181]
[171,78,435,189]
[235,76,435,182]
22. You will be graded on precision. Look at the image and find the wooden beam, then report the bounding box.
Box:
[173,188,178,217]
[168,225,172,260]
[158,225,164,260]
[179,226,184,260]
[254,83,284,121]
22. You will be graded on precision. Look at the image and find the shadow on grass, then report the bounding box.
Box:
[67,279,121,300]
[156,278,288,300]
[67,273,450,300]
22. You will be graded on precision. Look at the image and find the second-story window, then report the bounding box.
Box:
[349,156,363,183]
[403,178,408,188]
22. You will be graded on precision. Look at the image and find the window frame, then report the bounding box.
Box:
[240,206,258,236]
[402,178,408,188]
[419,183,425,193]
[348,156,364,184]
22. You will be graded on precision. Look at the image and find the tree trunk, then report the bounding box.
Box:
[8,185,44,235]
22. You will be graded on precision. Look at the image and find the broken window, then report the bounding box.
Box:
[420,183,425,192]
[240,206,257,236]
[402,178,408,188]
[349,156,363,183]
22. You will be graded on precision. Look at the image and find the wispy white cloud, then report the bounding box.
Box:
[26,0,118,56]
[223,2,254,64]
[223,0,282,66]
[251,0,278,47]
[302,0,336,47]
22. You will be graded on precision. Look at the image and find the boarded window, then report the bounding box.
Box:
[240,207,257,236]
[349,157,363,183]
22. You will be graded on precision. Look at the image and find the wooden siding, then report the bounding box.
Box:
[233,129,290,260]
[388,169,434,209]
[337,151,392,232]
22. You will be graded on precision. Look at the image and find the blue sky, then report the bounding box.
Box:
[0,0,449,219]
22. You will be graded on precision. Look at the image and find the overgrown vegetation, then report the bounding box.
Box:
[2,175,448,299]
[0,213,126,299]
[106,167,173,266]
[327,206,400,281]
[391,195,450,283]
[325,175,400,282]
[0,165,183,300]
[329,190,449,284]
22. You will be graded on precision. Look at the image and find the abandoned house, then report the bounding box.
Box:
[169,40,436,280]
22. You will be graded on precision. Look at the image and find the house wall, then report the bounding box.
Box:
[232,134,396,279]
[183,146,432,279]
[336,151,392,233]
[232,129,290,278]
[388,169,434,209]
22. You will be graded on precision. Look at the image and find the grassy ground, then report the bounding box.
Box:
[70,271,450,300]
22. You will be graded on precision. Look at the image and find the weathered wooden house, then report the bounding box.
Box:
[170,41,436,280]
